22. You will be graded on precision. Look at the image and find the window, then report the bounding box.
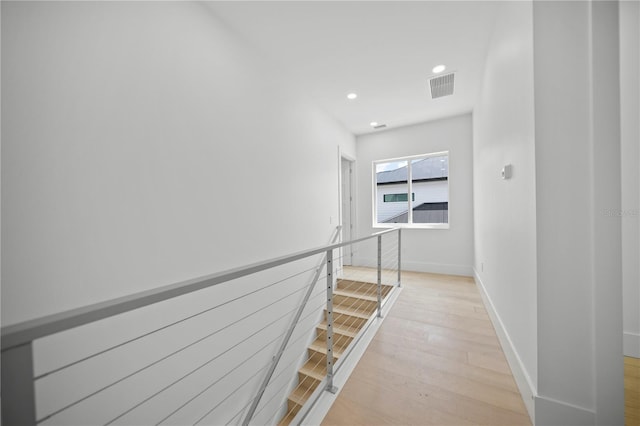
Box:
[383,193,415,202]
[373,151,449,228]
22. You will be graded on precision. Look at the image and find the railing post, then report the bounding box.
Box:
[2,343,37,426]
[397,228,402,288]
[241,226,341,425]
[325,249,338,394]
[377,235,383,318]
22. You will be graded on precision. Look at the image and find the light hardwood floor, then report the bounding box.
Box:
[626,356,640,426]
[322,269,531,425]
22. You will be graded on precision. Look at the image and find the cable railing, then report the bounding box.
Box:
[1,226,401,426]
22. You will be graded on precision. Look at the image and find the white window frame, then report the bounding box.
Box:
[372,151,450,230]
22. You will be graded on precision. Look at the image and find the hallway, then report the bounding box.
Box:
[322,269,531,425]
[1,2,635,424]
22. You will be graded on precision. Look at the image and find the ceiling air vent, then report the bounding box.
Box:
[372,123,387,130]
[429,73,455,99]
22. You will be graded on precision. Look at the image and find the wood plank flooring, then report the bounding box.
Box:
[321,269,531,425]
[627,356,640,426]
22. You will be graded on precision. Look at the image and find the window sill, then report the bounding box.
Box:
[373,223,450,230]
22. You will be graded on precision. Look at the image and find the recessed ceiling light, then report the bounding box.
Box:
[432,64,446,74]
[347,93,358,100]
[370,121,379,127]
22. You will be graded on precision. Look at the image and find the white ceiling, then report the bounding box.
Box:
[207,1,500,135]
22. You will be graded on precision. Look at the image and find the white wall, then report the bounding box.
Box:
[355,114,473,276]
[472,1,537,419]
[475,3,625,424]
[1,1,354,423]
[620,0,640,359]
[1,0,354,328]
[533,1,622,424]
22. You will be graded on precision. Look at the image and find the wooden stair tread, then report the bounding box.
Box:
[277,407,299,426]
[334,298,376,317]
[317,321,360,338]
[330,304,373,319]
[308,339,345,358]
[337,279,379,286]
[314,331,350,346]
[337,280,378,293]
[337,279,393,295]
[289,380,319,406]
[278,277,396,426]
[314,331,353,350]
[335,285,392,302]
[334,288,379,302]
[300,359,327,381]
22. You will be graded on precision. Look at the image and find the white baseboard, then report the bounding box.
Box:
[534,395,595,426]
[473,269,536,424]
[353,256,473,277]
[624,331,640,358]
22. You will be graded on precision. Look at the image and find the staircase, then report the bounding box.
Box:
[277,279,393,426]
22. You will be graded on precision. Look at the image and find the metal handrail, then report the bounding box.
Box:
[1,226,401,426]
[1,228,397,351]
[242,227,342,425]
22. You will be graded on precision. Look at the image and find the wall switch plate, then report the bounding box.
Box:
[501,164,512,179]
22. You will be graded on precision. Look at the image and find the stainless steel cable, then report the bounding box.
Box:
[36,283,311,424]
[277,267,391,422]
[245,258,400,424]
[156,287,328,425]
[154,329,285,425]
[43,248,398,425]
[34,265,319,381]
[192,362,272,426]
[228,243,401,424]
[236,296,331,424]
[102,301,306,426]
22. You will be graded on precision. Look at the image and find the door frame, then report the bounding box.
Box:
[338,148,356,270]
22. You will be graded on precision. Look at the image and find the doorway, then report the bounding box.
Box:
[340,156,355,266]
